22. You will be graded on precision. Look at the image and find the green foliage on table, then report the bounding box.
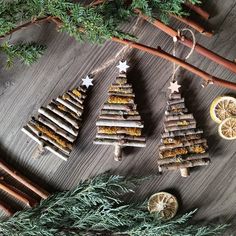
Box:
[0,173,228,236]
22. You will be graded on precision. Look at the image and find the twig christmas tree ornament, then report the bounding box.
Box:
[157,32,210,177]
[22,77,93,161]
[94,61,146,161]
[157,92,211,177]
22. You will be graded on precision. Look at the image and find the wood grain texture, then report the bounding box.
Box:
[0,0,235,234]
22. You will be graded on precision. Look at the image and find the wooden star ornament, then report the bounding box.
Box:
[116,60,129,73]
[82,75,93,88]
[168,81,181,93]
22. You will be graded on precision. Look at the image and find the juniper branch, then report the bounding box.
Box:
[0,0,201,42]
[0,173,228,236]
[0,42,46,67]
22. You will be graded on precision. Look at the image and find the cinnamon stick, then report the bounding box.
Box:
[111,37,236,91]
[136,10,236,74]
[0,179,38,207]
[0,200,15,216]
[0,158,49,199]
[1,7,236,89]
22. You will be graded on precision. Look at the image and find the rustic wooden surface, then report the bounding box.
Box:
[0,0,235,234]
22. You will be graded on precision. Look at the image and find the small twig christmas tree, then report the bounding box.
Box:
[158,87,210,177]
[22,77,93,161]
[94,61,146,161]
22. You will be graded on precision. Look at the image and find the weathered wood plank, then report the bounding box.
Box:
[0,1,235,234]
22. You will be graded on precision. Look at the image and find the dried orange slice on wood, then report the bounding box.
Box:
[210,96,236,123]
[218,117,236,140]
[148,192,178,220]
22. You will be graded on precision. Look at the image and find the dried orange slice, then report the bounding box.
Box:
[148,192,178,220]
[218,117,236,140]
[210,96,236,124]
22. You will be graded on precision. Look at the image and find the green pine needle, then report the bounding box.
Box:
[0,0,203,68]
[0,42,46,68]
[0,0,203,43]
[0,173,228,236]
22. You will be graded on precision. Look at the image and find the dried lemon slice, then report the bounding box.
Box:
[218,117,236,140]
[148,192,178,220]
[210,96,236,124]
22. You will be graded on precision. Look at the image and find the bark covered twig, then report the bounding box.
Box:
[135,10,236,74]
[111,37,236,91]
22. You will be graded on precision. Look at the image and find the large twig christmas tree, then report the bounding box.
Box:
[94,61,146,161]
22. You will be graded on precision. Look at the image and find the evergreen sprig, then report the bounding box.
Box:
[0,0,202,69]
[0,0,202,43]
[0,42,46,67]
[0,173,228,236]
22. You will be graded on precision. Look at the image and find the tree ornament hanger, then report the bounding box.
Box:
[159,31,211,177]
[168,28,196,94]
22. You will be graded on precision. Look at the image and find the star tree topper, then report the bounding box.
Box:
[116,60,129,73]
[168,81,181,93]
[82,75,93,88]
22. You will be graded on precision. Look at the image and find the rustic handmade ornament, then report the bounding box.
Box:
[22,81,90,161]
[94,61,146,161]
[148,192,178,220]
[157,32,210,177]
[157,92,211,177]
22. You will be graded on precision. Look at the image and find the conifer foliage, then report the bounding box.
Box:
[0,173,227,236]
[0,0,201,66]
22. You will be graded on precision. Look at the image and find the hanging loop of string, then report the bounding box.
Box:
[171,28,196,82]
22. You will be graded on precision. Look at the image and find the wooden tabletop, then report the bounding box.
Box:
[0,0,235,234]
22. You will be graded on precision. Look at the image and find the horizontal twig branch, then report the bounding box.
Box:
[170,14,213,37]
[111,37,236,90]
[1,8,236,91]
[135,10,236,74]
[184,1,210,20]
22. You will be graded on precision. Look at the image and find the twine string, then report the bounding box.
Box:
[171,28,196,81]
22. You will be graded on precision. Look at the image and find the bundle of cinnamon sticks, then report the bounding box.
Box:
[0,158,49,216]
